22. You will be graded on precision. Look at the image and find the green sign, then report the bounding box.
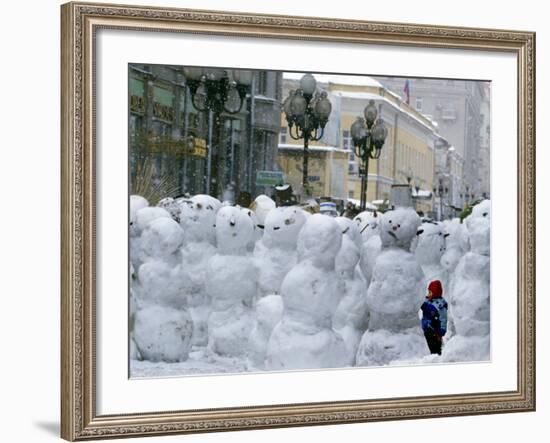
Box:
[256,170,284,187]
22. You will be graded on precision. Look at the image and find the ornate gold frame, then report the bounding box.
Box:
[61,2,536,440]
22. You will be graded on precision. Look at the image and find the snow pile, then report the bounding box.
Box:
[356,207,428,366]
[253,206,306,296]
[206,206,257,358]
[443,200,491,362]
[354,210,382,285]
[266,214,347,370]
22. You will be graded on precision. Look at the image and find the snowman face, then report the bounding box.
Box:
[470,199,491,221]
[263,206,306,248]
[215,206,254,254]
[157,197,182,224]
[178,196,219,243]
[353,210,380,241]
[442,220,467,251]
[412,221,446,264]
[335,216,362,247]
[379,208,421,249]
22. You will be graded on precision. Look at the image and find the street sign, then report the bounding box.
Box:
[256,170,285,187]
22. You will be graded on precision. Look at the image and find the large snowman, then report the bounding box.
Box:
[132,217,194,362]
[354,210,382,286]
[253,206,307,297]
[355,207,427,366]
[332,217,369,365]
[206,206,258,358]
[266,214,347,370]
[440,218,469,295]
[411,220,448,289]
[178,194,221,346]
[444,200,491,362]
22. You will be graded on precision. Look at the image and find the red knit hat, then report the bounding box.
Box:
[428,280,443,298]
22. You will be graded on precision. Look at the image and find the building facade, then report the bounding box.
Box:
[279,73,441,215]
[129,64,282,202]
[373,76,490,202]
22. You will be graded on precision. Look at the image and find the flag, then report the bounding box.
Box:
[403,79,410,105]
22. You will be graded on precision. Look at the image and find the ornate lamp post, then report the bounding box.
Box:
[433,178,449,220]
[350,100,388,210]
[282,74,332,196]
[183,67,252,114]
[182,67,252,195]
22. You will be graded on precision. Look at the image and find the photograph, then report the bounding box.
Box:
[128,65,492,378]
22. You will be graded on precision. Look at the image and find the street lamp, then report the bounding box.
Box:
[350,100,388,210]
[182,67,253,196]
[282,74,332,196]
[183,67,252,114]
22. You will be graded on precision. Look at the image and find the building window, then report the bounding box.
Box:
[279,127,287,145]
[349,190,355,198]
[415,97,423,112]
[342,129,351,150]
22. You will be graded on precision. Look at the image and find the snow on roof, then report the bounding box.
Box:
[335,91,437,133]
[283,72,383,88]
[278,143,350,154]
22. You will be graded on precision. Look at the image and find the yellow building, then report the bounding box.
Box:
[280,73,441,214]
[277,144,349,200]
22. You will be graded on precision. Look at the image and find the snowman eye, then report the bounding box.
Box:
[483,212,488,217]
[196,203,203,210]
[207,205,213,210]
[389,220,392,224]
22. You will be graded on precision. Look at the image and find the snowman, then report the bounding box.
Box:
[332,217,369,365]
[444,200,491,362]
[206,206,258,358]
[157,197,182,223]
[130,201,171,270]
[355,207,427,366]
[411,220,448,288]
[354,211,382,286]
[248,294,284,369]
[133,217,194,362]
[178,194,221,346]
[253,206,307,297]
[266,214,347,370]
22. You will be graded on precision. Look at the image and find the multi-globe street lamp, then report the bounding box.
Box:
[282,74,332,196]
[182,67,253,195]
[183,67,252,114]
[350,100,388,210]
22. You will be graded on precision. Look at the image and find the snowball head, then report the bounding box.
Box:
[251,194,276,226]
[465,216,490,256]
[157,197,182,223]
[379,207,421,249]
[139,217,185,259]
[133,206,171,236]
[470,199,491,221]
[130,195,149,236]
[133,305,193,362]
[263,206,307,249]
[442,218,468,252]
[412,221,446,266]
[178,195,220,243]
[353,210,381,241]
[215,205,255,254]
[335,216,362,247]
[297,214,342,267]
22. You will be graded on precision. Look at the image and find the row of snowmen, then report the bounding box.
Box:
[129,192,491,371]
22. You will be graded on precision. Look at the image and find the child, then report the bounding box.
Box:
[420,280,448,355]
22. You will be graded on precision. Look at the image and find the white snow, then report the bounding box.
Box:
[127,194,492,376]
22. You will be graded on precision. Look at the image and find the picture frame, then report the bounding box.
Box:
[61,1,536,440]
